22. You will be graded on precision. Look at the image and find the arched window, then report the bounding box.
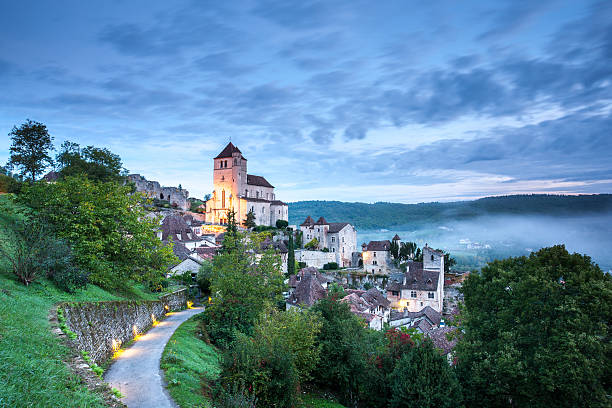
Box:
[431,254,434,261]
[160,193,164,199]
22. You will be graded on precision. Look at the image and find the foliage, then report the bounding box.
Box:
[252,225,277,232]
[363,281,373,290]
[214,382,258,408]
[244,209,256,229]
[196,260,213,293]
[18,176,176,289]
[441,250,457,273]
[56,141,125,182]
[275,219,288,229]
[327,283,345,298]
[305,237,319,250]
[323,262,338,270]
[161,314,221,408]
[288,232,296,276]
[189,198,205,212]
[311,297,378,406]
[390,239,400,260]
[0,172,22,193]
[254,309,323,383]
[288,195,612,230]
[203,232,285,347]
[220,332,299,408]
[456,245,612,408]
[389,339,462,408]
[295,230,303,249]
[399,242,418,261]
[321,247,330,252]
[6,119,55,181]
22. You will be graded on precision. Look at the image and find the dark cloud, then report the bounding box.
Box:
[343,123,367,140]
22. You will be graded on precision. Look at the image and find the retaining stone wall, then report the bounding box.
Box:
[59,288,187,364]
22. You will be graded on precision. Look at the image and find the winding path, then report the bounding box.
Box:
[105,307,204,408]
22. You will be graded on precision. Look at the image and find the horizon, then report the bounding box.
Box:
[1,1,611,203]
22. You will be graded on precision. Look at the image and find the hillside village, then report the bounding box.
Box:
[132,142,464,357]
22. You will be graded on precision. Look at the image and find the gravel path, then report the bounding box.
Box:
[104,307,204,408]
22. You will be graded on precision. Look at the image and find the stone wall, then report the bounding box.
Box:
[59,289,187,364]
[295,249,337,269]
[127,174,190,211]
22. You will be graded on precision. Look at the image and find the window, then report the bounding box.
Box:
[245,189,248,197]
[234,158,237,165]
[391,291,399,296]
[373,252,377,257]
[411,291,417,298]
[222,190,225,208]
[332,237,335,243]
[342,237,344,243]
[428,292,435,299]
[373,260,377,265]
[256,191,259,198]
[332,248,335,252]
[224,160,228,167]
[420,302,423,306]
[221,175,224,181]
[278,210,280,214]
[431,255,434,261]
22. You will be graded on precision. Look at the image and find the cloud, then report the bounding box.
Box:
[477,0,558,41]
[194,52,254,77]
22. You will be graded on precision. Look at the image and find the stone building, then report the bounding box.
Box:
[160,214,202,250]
[386,245,445,313]
[299,216,357,267]
[127,174,190,211]
[204,142,288,227]
[362,240,393,273]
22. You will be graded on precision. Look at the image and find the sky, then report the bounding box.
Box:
[0,0,611,203]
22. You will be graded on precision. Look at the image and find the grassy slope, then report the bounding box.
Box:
[0,195,161,407]
[161,314,220,408]
[161,315,345,408]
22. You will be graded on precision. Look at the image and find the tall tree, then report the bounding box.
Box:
[287,231,295,276]
[56,141,124,182]
[456,245,612,408]
[244,209,256,229]
[6,119,54,181]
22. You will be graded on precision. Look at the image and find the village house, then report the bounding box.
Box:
[287,267,331,296]
[204,142,288,227]
[341,288,391,330]
[261,237,289,274]
[286,268,328,310]
[362,239,394,273]
[386,245,445,313]
[299,216,357,267]
[160,214,202,250]
[166,241,203,279]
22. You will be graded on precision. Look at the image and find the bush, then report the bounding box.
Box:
[323,262,338,270]
[298,262,307,269]
[220,333,299,408]
[252,225,276,233]
[43,238,88,293]
[196,261,213,293]
[304,238,319,250]
[275,220,288,229]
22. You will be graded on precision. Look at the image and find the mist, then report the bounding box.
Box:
[358,214,612,272]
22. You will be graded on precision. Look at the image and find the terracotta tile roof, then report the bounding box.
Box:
[214,142,243,159]
[300,216,315,226]
[247,174,274,188]
[328,222,349,233]
[365,240,391,251]
[161,215,202,243]
[287,272,327,307]
[386,261,440,291]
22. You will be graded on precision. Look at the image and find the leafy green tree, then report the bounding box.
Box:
[244,209,256,229]
[275,219,288,229]
[18,175,176,289]
[304,237,319,250]
[56,141,124,182]
[204,232,285,347]
[390,239,400,260]
[399,242,418,261]
[295,230,303,249]
[456,245,612,408]
[196,260,213,293]
[220,332,299,408]
[6,119,54,181]
[287,232,295,276]
[389,339,462,408]
[254,309,323,383]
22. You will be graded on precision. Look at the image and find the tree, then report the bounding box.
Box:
[196,260,213,293]
[390,239,400,260]
[389,339,462,408]
[204,232,285,347]
[275,219,288,229]
[56,141,124,183]
[399,242,418,261]
[18,175,176,289]
[244,209,256,229]
[304,237,319,250]
[456,245,612,408]
[287,232,295,276]
[6,119,54,181]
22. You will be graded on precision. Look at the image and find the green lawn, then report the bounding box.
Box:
[161,314,221,408]
[298,395,346,408]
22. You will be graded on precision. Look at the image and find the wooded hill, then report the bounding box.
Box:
[288,194,612,230]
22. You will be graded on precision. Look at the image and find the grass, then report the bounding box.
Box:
[299,395,346,408]
[161,314,221,408]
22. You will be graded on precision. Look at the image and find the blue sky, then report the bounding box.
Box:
[1,0,610,203]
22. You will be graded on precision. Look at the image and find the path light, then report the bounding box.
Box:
[187,301,193,309]
[151,314,158,326]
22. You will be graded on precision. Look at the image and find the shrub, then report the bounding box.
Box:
[323,262,338,270]
[304,238,319,250]
[298,262,307,269]
[196,260,213,293]
[214,382,257,408]
[275,220,288,229]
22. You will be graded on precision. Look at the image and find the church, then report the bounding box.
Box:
[204,142,288,227]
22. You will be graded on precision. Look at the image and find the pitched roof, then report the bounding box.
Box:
[270,200,287,206]
[393,234,401,241]
[315,216,327,225]
[287,273,327,307]
[365,240,391,251]
[215,142,243,159]
[165,240,192,262]
[343,288,391,310]
[389,306,442,326]
[300,216,315,226]
[43,171,60,182]
[427,326,459,355]
[194,246,218,260]
[289,267,331,287]
[386,261,439,291]
[247,174,274,188]
[161,215,202,243]
[261,237,288,254]
[328,222,349,233]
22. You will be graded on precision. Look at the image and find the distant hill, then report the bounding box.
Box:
[288,194,612,230]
